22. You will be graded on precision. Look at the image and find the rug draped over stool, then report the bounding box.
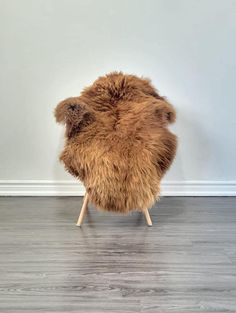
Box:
[55,72,177,226]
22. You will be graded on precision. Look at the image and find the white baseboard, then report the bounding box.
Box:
[0,180,235,196]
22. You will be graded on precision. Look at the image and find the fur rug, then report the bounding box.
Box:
[55,72,177,213]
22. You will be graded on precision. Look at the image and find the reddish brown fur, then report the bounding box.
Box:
[55,72,177,213]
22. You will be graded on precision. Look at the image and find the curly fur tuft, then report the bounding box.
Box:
[54,72,177,213]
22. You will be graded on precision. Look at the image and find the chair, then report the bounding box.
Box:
[55,72,177,226]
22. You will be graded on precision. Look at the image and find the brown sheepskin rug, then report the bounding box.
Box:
[55,72,177,213]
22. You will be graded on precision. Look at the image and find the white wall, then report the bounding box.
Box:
[1,0,236,195]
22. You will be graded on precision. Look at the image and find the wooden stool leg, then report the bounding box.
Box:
[143,208,152,226]
[76,192,89,227]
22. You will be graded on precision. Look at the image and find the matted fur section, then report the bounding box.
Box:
[55,72,177,213]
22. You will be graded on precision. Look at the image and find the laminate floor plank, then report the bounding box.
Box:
[0,196,235,312]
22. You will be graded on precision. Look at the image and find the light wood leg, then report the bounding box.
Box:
[76,192,89,227]
[143,208,152,226]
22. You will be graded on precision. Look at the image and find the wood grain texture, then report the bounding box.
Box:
[0,196,236,312]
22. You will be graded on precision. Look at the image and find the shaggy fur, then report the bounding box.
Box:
[55,72,177,213]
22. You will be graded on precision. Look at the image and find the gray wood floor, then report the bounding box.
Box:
[0,197,236,312]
